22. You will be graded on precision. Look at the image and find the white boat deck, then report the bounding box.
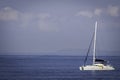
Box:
[80,64,115,70]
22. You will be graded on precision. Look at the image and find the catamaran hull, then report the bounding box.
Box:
[80,65,115,70]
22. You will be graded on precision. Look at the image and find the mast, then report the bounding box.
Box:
[93,21,98,65]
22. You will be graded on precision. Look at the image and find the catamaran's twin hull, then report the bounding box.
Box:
[80,65,115,70]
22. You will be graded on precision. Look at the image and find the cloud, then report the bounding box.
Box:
[75,9,102,18]
[18,13,35,28]
[0,7,19,21]
[76,11,93,18]
[107,6,119,17]
[76,5,120,18]
[94,8,102,16]
[38,13,50,19]
[0,7,58,32]
[38,20,58,32]
[37,14,58,32]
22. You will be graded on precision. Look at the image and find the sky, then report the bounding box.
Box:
[0,0,120,55]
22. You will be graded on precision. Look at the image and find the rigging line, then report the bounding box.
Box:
[84,33,94,66]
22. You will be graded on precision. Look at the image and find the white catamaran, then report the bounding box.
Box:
[79,21,115,70]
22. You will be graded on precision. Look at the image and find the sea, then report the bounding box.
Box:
[0,55,120,80]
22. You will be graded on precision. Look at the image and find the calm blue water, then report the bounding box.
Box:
[0,55,120,80]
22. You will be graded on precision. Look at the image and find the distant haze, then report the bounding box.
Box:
[0,0,120,55]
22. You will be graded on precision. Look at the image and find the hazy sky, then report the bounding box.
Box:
[0,0,120,55]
